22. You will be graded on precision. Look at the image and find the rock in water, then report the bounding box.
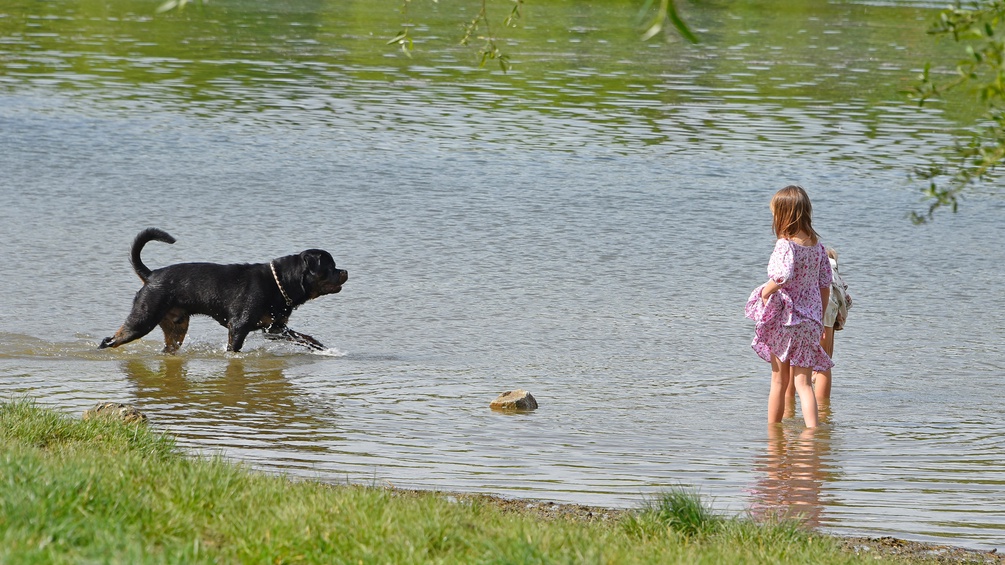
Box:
[83,402,148,424]
[490,389,538,411]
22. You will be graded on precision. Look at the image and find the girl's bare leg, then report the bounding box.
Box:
[768,355,791,424]
[783,376,797,418]
[792,366,818,428]
[813,327,835,404]
[814,369,832,404]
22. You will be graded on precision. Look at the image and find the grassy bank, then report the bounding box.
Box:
[0,400,932,563]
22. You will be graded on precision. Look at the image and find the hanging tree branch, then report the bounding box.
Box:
[391,0,695,72]
[908,0,1005,222]
[460,0,523,72]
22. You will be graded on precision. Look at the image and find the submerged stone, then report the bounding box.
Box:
[490,389,538,411]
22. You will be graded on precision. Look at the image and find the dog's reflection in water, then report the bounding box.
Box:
[748,424,835,529]
[121,357,339,451]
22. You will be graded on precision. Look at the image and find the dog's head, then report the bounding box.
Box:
[303,249,348,298]
[278,249,348,302]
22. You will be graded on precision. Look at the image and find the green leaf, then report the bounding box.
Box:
[640,0,699,44]
[387,30,408,46]
[156,0,179,13]
[666,3,699,44]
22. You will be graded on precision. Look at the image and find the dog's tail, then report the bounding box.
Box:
[130,228,176,283]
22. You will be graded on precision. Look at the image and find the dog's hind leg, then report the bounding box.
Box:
[100,315,163,349]
[99,288,169,350]
[159,308,190,354]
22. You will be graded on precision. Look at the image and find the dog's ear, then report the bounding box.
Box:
[300,250,322,276]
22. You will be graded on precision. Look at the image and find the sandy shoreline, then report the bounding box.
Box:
[392,490,1004,564]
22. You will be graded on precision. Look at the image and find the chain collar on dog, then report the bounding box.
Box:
[270,261,293,307]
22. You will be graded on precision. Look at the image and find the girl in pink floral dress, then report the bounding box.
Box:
[745,186,833,428]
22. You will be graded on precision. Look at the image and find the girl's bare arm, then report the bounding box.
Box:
[761,279,782,302]
[820,286,830,320]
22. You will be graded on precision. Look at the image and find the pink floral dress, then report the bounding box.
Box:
[745,239,834,371]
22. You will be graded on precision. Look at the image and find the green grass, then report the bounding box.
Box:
[1,399,898,564]
[631,485,726,539]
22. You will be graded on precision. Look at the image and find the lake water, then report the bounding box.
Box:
[2,0,1004,551]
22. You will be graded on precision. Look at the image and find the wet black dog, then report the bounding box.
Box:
[99,228,348,353]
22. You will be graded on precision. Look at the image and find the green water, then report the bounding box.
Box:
[0,0,971,121]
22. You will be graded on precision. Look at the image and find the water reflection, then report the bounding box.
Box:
[785,396,832,423]
[749,425,835,529]
[122,357,339,452]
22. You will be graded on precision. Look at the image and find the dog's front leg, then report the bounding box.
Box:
[227,326,253,352]
[286,328,326,350]
[264,325,325,351]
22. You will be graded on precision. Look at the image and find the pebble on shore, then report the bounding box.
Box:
[82,402,148,424]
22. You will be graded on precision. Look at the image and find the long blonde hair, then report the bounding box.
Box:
[770,185,820,245]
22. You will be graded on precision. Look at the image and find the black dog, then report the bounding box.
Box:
[99,228,348,353]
